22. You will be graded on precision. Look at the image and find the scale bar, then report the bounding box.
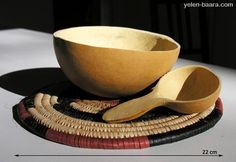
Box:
[15,154,223,157]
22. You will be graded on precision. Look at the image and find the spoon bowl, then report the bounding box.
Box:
[103,65,221,123]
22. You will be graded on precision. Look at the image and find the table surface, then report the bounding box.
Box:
[0,29,235,162]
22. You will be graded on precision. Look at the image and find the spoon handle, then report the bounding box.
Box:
[102,94,165,123]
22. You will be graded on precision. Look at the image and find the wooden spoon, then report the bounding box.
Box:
[102,65,221,123]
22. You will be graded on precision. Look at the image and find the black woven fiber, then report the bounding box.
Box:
[148,107,222,146]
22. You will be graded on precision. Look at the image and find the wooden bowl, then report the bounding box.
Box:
[53,26,180,98]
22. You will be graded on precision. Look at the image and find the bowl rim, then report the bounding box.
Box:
[53,26,180,52]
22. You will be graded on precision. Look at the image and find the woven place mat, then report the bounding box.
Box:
[13,82,223,149]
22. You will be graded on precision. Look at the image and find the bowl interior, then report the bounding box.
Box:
[54,26,178,52]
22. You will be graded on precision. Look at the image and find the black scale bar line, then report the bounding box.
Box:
[15,154,223,157]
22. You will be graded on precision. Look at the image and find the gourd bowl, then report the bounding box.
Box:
[53,26,180,98]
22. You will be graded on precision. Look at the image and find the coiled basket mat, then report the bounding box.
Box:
[13,81,223,149]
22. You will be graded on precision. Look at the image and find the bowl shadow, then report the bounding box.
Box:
[0,68,69,96]
[0,67,158,100]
